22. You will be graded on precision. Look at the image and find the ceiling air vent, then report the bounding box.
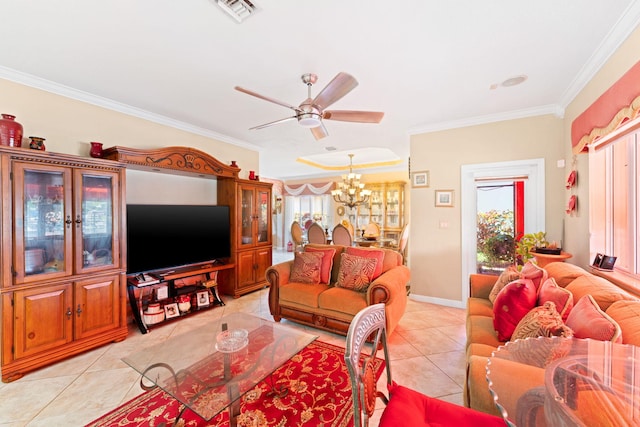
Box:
[215,0,257,23]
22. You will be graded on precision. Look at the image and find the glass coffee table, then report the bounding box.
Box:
[487,337,640,426]
[123,313,317,425]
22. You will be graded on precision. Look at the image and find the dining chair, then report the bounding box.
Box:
[290,221,307,251]
[345,304,506,427]
[391,223,409,264]
[331,223,353,246]
[341,219,355,239]
[307,222,327,244]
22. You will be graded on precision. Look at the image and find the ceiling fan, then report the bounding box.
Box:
[234,72,384,140]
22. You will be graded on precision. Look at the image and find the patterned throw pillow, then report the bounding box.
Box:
[565,294,622,342]
[289,251,324,285]
[336,253,379,292]
[493,278,537,341]
[538,278,574,321]
[345,247,385,280]
[488,266,521,304]
[304,247,336,284]
[512,301,574,340]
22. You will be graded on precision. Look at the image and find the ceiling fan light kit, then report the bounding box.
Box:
[235,72,384,140]
[215,0,257,23]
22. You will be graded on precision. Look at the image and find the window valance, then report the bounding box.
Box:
[571,60,640,154]
[284,182,335,196]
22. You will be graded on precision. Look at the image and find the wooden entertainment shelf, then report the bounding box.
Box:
[103,145,273,301]
[127,263,234,334]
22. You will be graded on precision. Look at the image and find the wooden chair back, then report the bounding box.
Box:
[331,223,353,246]
[307,222,327,244]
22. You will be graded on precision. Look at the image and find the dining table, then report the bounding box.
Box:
[353,237,394,247]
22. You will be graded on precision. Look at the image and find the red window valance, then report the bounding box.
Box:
[571,60,640,154]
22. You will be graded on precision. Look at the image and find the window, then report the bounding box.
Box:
[589,123,639,277]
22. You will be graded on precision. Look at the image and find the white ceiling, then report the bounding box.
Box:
[2,1,640,180]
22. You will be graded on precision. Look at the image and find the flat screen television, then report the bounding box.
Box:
[126,204,231,274]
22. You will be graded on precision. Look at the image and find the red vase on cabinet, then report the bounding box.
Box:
[90,142,103,158]
[0,114,23,147]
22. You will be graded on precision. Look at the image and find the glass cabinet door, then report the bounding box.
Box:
[256,188,270,244]
[385,187,401,228]
[13,163,73,283]
[240,187,254,246]
[76,170,118,272]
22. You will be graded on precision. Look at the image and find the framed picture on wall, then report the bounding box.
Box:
[411,170,430,188]
[435,190,454,207]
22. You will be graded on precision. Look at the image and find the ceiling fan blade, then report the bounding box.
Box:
[249,116,297,130]
[323,110,384,123]
[312,72,358,110]
[235,86,302,113]
[310,123,328,140]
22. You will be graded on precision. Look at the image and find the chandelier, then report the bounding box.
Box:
[331,154,371,209]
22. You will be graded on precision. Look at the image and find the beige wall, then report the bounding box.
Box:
[0,79,259,202]
[562,26,640,267]
[409,115,565,303]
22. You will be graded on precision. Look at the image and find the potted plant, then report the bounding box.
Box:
[515,231,560,264]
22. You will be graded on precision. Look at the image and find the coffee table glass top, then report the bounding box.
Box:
[123,313,318,421]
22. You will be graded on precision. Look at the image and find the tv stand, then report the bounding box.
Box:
[127,262,234,334]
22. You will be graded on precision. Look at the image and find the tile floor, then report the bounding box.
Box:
[0,249,467,426]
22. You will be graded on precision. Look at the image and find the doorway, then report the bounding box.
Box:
[461,159,545,301]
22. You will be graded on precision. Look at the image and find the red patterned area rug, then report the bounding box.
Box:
[86,340,384,427]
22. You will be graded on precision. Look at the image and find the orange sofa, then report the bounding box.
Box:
[265,243,410,337]
[465,261,640,416]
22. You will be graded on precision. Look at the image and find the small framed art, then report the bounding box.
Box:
[196,290,210,307]
[164,303,180,319]
[435,190,454,207]
[411,170,429,188]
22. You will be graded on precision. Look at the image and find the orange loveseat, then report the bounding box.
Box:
[265,243,410,337]
[465,261,640,416]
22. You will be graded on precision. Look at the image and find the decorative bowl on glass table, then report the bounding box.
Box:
[215,328,249,353]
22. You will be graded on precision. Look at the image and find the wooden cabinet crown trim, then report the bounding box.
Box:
[102,146,240,179]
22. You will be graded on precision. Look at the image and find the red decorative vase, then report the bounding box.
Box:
[248,170,256,180]
[89,142,103,158]
[0,114,23,147]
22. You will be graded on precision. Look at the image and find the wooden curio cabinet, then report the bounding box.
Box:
[218,179,272,298]
[349,181,405,240]
[0,147,126,382]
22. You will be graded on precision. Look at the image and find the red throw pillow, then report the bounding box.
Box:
[380,382,505,426]
[336,253,379,292]
[289,251,323,285]
[493,278,537,341]
[538,278,574,321]
[304,247,336,284]
[345,247,385,280]
[521,261,548,290]
[565,295,622,342]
